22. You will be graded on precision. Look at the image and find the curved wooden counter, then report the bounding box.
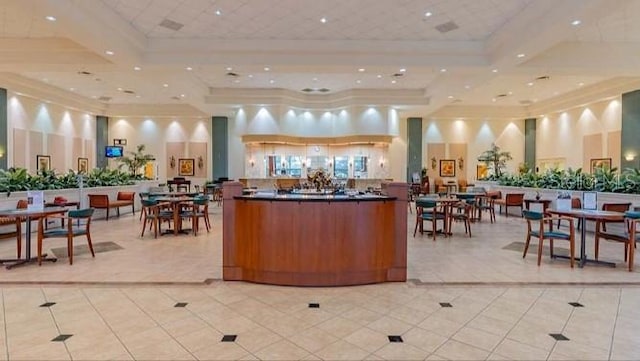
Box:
[223,183,408,286]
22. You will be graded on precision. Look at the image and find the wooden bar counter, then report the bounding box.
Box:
[223,182,408,286]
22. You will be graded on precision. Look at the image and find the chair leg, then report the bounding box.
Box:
[595,236,600,260]
[628,241,635,272]
[537,239,544,266]
[523,234,531,259]
[16,231,22,259]
[37,236,43,266]
[106,208,110,221]
[67,234,73,265]
[549,239,554,258]
[569,239,575,268]
[86,233,95,258]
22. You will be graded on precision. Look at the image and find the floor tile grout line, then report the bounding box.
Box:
[118,288,201,360]
[491,287,550,359]
[39,288,73,360]
[80,288,136,361]
[181,286,280,359]
[608,288,622,361]
[544,287,584,361]
[1,290,9,361]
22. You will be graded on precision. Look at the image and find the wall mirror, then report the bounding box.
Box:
[307,156,329,173]
[333,156,349,179]
[265,155,303,177]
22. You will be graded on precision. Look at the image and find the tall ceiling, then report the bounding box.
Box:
[1,0,640,116]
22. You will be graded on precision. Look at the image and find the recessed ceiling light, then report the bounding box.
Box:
[133,66,141,71]
[571,20,581,26]
[358,68,365,72]
[447,95,454,99]
[312,77,318,81]
[185,66,193,71]
[391,80,397,84]
[248,74,253,78]
[399,68,406,72]
[163,83,169,87]
[226,67,233,71]
[578,82,585,86]
[215,9,222,16]
[492,69,498,73]
[45,15,57,22]
[105,50,114,55]
[356,80,361,84]
[320,17,327,23]
[136,95,141,98]
[117,87,123,91]
[91,95,98,99]
[180,94,186,97]
[508,91,513,95]
[377,74,382,78]
[517,53,525,58]
[264,67,270,71]
[440,68,447,72]
[492,98,497,102]
[69,87,75,91]
[527,82,534,86]
[464,85,471,89]
[233,79,240,83]
[269,79,275,84]
[42,78,48,82]
[424,11,432,17]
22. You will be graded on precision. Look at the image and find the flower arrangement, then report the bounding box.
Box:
[307,168,332,191]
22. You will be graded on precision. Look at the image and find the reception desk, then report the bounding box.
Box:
[223,182,408,286]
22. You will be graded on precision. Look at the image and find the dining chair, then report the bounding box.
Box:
[448,200,473,237]
[594,210,640,271]
[37,208,95,265]
[475,195,496,223]
[413,199,447,240]
[600,202,631,231]
[522,210,575,267]
[140,199,173,238]
[181,196,211,236]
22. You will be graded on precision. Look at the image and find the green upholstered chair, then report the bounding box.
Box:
[181,196,211,236]
[37,208,95,265]
[414,198,447,240]
[522,210,575,267]
[140,199,173,238]
[595,211,640,271]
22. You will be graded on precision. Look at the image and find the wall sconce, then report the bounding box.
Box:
[197,156,204,170]
[625,153,636,161]
[458,157,464,170]
[349,162,353,167]
[170,156,176,169]
[431,157,437,170]
[249,159,255,167]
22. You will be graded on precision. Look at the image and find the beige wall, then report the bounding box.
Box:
[7,93,95,173]
[537,97,622,172]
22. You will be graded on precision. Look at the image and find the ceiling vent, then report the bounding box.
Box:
[317,88,330,93]
[301,88,314,92]
[392,73,404,78]
[300,88,331,93]
[123,90,135,94]
[225,72,239,77]
[159,18,184,31]
[536,75,550,81]
[495,93,508,98]
[170,96,181,100]
[97,96,111,102]
[519,100,533,105]
[77,71,93,76]
[435,21,459,33]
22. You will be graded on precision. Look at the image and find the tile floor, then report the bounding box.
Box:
[0,204,638,360]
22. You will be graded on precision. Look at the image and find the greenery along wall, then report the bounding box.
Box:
[496,167,640,194]
[0,168,138,195]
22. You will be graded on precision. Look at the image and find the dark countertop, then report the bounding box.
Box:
[234,193,396,202]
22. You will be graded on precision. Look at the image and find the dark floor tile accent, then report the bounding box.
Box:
[308,303,320,308]
[502,241,569,256]
[568,302,584,307]
[549,333,570,341]
[221,335,237,342]
[439,302,453,308]
[50,241,123,259]
[51,334,73,342]
[39,302,56,307]
[388,335,403,343]
[174,302,188,307]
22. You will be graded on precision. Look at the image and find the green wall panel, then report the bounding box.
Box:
[524,118,536,171]
[211,116,228,180]
[0,88,6,170]
[96,115,109,169]
[621,90,640,169]
[406,117,422,182]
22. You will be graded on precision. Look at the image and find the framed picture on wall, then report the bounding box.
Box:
[77,157,89,174]
[476,164,488,180]
[178,158,195,176]
[36,155,51,173]
[439,159,456,177]
[590,158,612,173]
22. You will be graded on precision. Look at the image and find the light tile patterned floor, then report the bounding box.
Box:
[0,205,638,360]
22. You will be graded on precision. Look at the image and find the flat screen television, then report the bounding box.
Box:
[105,146,123,158]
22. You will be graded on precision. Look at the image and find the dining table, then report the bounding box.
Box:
[0,206,68,269]
[153,196,196,235]
[547,208,625,268]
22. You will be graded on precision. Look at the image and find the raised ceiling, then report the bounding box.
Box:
[1,0,640,116]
